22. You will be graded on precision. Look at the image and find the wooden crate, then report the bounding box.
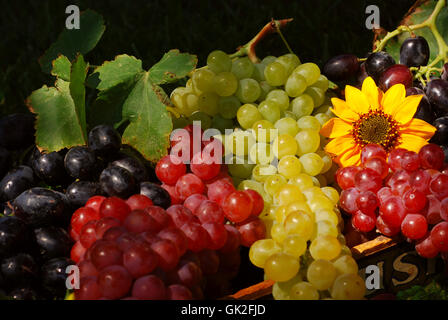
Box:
[222,235,446,300]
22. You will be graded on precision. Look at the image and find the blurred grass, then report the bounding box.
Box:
[0,0,415,116]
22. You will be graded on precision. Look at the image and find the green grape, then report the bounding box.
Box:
[307,259,337,290]
[290,281,319,300]
[197,91,219,116]
[237,103,262,129]
[192,68,215,92]
[171,116,191,129]
[337,234,347,246]
[271,222,287,244]
[299,153,324,176]
[297,116,321,131]
[180,92,199,116]
[249,142,275,165]
[258,81,273,102]
[284,211,314,240]
[286,201,312,218]
[288,173,314,191]
[274,184,306,206]
[264,252,300,282]
[235,78,261,103]
[188,111,211,129]
[225,130,256,156]
[207,50,231,73]
[285,73,307,97]
[252,164,277,182]
[316,150,333,174]
[274,205,288,223]
[228,160,254,179]
[264,61,287,86]
[312,74,329,91]
[315,220,338,238]
[264,174,287,196]
[232,176,244,187]
[276,53,301,75]
[331,274,366,300]
[314,208,339,226]
[249,239,282,268]
[275,117,299,136]
[282,234,307,258]
[211,114,234,133]
[186,78,201,95]
[273,134,298,159]
[266,89,289,111]
[293,63,320,86]
[218,96,241,119]
[309,235,341,260]
[170,87,188,109]
[238,179,271,203]
[302,186,326,201]
[315,113,331,126]
[272,282,291,300]
[231,57,254,79]
[332,255,359,275]
[283,111,297,120]
[252,120,276,142]
[262,55,277,65]
[278,155,302,179]
[252,63,266,81]
[258,100,280,123]
[313,104,331,115]
[295,130,320,155]
[291,94,314,118]
[213,72,238,96]
[305,87,325,107]
[308,195,335,212]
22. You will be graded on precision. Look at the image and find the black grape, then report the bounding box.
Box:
[99,166,136,198]
[8,287,39,300]
[34,227,72,261]
[322,54,359,82]
[1,254,39,289]
[88,124,122,158]
[65,180,103,208]
[406,87,436,123]
[140,182,171,209]
[13,188,68,227]
[64,146,100,180]
[365,51,396,82]
[32,151,69,186]
[400,36,430,68]
[426,79,448,113]
[110,157,148,183]
[431,116,448,145]
[0,148,11,178]
[0,114,35,150]
[41,257,74,298]
[0,165,35,202]
[0,216,30,257]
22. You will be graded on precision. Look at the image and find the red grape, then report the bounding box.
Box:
[364,157,389,179]
[182,222,211,252]
[161,183,183,205]
[400,151,420,172]
[126,194,153,211]
[78,260,98,278]
[75,276,101,300]
[401,214,427,240]
[379,196,406,227]
[202,222,228,250]
[100,197,131,222]
[144,206,172,229]
[207,179,235,205]
[377,187,394,207]
[222,191,253,223]
[409,169,431,193]
[430,222,448,252]
[416,233,439,258]
[71,207,101,234]
[339,187,360,214]
[361,144,387,164]
[190,152,221,181]
[197,250,220,275]
[95,217,122,239]
[429,174,448,200]
[79,220,98,248]
[418,143,444,170]
[98,265,133,300]
[175,260,202,288]
[150,239,180,271]
[379,64,413,91]
[336,166,362,189]
[124,209,161,234]
[167,284,193,300]
[355,191,378,214]
[423,195,442,225]
[157,228,188,256]
[388,148,407,171]
[132,275,167,300]
[71,241,86,263]
[175,173,205,200]
[244,189,264,216]
[102,226,127,242]
[376,215,400,237]
[155,155,187,185]
[236,217,266,247]
[219,225,241,254]
[352,210,376,232]
[194,200,225,224]
[354,168,382,192]
[440,197,448,222]
[184,194,207,213]
[90,240,123,270]
[166,205,197,228]
[403,189,427,213]
[85,196,106,212]
[123,241,158,278]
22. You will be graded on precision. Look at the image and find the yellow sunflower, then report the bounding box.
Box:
[320,76,436,167]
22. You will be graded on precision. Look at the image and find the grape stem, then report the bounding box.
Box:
[373,0,448,85]
[229,18,294,63]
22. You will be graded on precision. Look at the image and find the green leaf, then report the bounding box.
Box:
[148,49,198,84]
[69,54,89,135]
[39,10,105,74]
[51,55,71,81]
[27,79,86,152]
[87,54,143,90]
[121,72,173,162]
[384,1,448,68]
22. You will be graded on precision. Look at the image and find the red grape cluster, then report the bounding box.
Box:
[337,143,448,259]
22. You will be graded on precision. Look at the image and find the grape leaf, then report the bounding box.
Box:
[27,55,88,152]
[87,54,143,90]
[121,72,173,162]
[148,49,198,84]
[384,0,448,68]
[39,10,105,74]
[51,55,71,81]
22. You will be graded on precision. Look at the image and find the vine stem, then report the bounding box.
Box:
[373,0,448,85]
[229,18,294,63]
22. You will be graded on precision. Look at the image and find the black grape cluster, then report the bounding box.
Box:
[0,114,170,299]
[322,36,448,160]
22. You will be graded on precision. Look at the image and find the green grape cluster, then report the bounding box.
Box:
[218,54,366,300]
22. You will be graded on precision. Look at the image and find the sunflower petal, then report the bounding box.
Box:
[393,95,423,124]
[335,145,362,167]
[345,85,370,114]
[320,118,353,138]
[324,135,355,157]
[361,77,381,110]
[382,83,406,116]
[397,133,428,153]
[401,118,437,140]
[330,98,359,122]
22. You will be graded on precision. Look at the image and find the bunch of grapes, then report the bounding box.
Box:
[338,143,448,259]
[323,36,448,161]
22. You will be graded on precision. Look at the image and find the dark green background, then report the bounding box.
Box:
[1,0,416,116]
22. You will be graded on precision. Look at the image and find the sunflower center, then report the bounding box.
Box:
[352,110,400,151]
